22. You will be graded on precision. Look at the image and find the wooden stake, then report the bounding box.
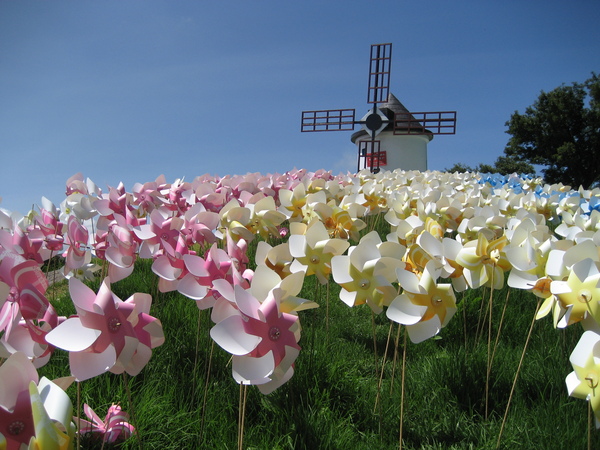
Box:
[496,298,541,449]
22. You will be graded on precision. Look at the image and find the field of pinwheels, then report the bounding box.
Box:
[1,168,599,449]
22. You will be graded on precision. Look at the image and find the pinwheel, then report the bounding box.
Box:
[313,202,366,242]
[566,330,600,427]
[9,227,50,265]
[104,216,138,283]
[548,258,600,328]
[181,202,219,247]
[77,403,134,443]
[455,232,511,290]
[0,249,49,341]
[94,183,140,228]
[62,216,91,276]
[0,352,75,450]
[278,182,309,222]
[34,204,65,252]
[331,231,404,313]
[134,208,184,259]
[245,196,287,241]
[250,264,316,314]
[255,241,294,280]
[45,277,165,380]
[387,262,457,343]
[216,200,255,243]
[132,178,166,215]
[289,219,350,285]
[178,244,233,308]
[210,281,301,393]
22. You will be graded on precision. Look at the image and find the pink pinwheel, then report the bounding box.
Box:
[0,248,49,341]
[78,403,135,443]
[132,177,166,215]
[0,352,75,449]
[45,277,165,380]
[104,216,138,283]
[94,183,141,228]
[210,282,301,393]
[151,236,190,293]
[10,227,50,265]
[34,206,65,252]
[134,208,184,259]
[1,280,59,367]
[181,202,219,247]
[177,244,237,310]
[0,352,37,449]
[62,215,91,276]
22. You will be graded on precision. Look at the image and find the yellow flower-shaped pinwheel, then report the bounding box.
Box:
[456,232,511,290]
[332,231,404,313]
[566,330,600,427]
[289,220,350,285]
[217,199,255,242]
[387,262,457,343]
[245,196,287,241]
[313,203,366,241]
[549,258,600,328]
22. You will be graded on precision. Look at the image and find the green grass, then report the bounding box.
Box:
[40,237,597,449]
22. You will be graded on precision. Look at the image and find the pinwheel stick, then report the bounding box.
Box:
[496,298,541,449]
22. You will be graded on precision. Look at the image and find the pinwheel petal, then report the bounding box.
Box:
[386,294,428,325]
[232,352,275,384]
[69,346,117,381]
[45,318,100,352]
[210,315,261,356]
[405,315,443,344]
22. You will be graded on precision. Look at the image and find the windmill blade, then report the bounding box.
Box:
[367,43,392,104]
[393,111,457,135]
[301,109,356,132]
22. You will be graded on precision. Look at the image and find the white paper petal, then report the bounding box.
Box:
[386,294,427,325]
[232,352,275,383]
[210,315,261,355]
[45,318,100,352]
[406,316,442,343]
[70,346,117,381]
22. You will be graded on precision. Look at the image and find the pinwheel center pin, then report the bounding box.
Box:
[431,295,443,306]
[359,278,371,290]
[108,316,122,333]
[533,278,552,296]
[8,287,18,302]
[269,326,281,341]
[577,289,592,303]
[310,255,320,265]
[585,373,599,395]
[7,420,25,435]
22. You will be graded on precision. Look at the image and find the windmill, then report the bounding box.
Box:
[301,43,456,173]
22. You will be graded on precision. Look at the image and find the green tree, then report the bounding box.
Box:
[504,73,600,188]
[444,156,534,176]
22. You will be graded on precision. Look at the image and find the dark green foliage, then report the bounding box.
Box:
[504,73,600,188]
[447,73,600,185]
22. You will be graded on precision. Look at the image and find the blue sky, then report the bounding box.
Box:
[1,0,599,213]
